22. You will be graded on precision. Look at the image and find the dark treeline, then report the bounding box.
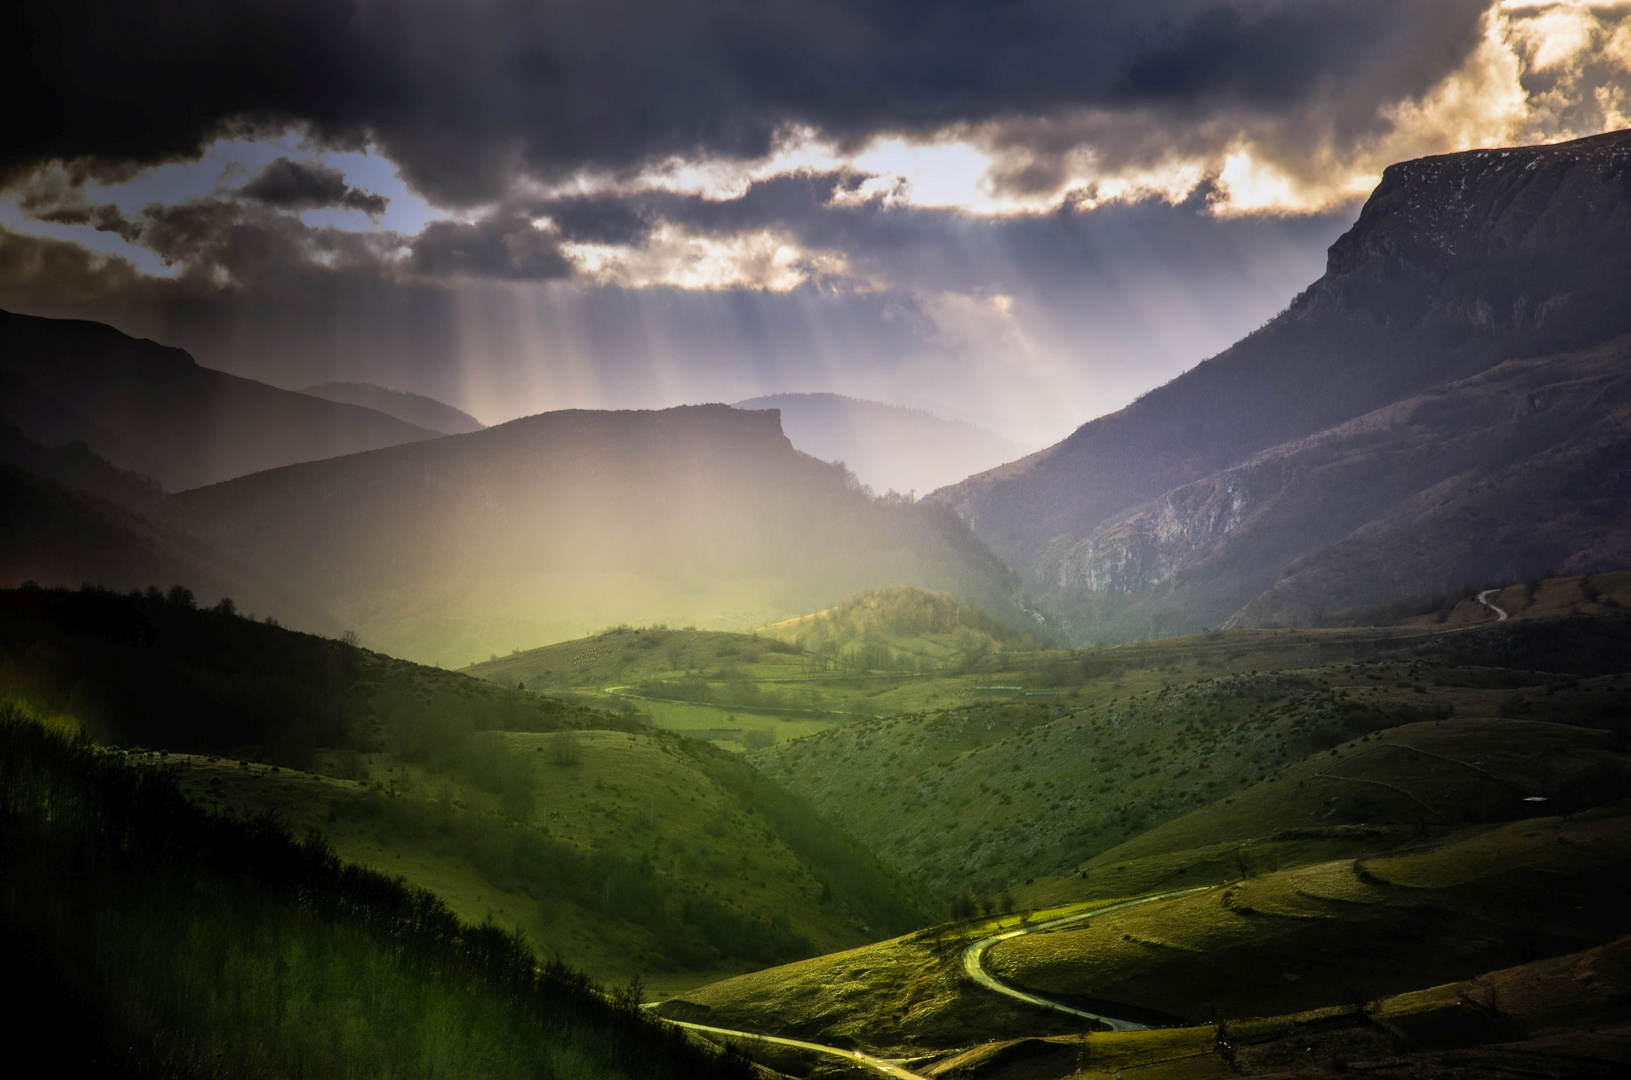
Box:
[0,705,749,1079]
[0,584,634,761]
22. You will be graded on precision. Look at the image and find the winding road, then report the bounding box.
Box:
[648,887,1216,1074]
[1476,588,1510,621]
[650,1013,929,1080]
[960,886,1218,1032]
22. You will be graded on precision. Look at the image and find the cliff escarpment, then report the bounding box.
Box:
[933,129,1631,641]
[166,404,1034,664]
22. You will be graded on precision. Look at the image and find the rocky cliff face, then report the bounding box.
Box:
[1293,129,1631,346]
[932,129,1631,642]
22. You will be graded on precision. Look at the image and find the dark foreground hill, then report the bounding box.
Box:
[0,308,438,490]
[0,585,931,984]
[933,129,1631,641]
[0,709,750,1080]
[166,404,1036,666]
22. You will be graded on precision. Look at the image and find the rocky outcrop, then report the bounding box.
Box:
[166,404,1036,664]
[932,129,1631,641]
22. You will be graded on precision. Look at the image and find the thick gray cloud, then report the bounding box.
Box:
[241,158,389,216]
[5,0,1492,205]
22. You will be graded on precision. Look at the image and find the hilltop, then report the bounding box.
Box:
[932,129,1631,643]
[166,405,1033,666]
[733,394,1031,497]
[0,308,438,490]
[465,587,1046,751]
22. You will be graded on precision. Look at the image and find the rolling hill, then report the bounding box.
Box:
[0,584,931,990]
[465,586,1046,752]
[749,608,1631,896]
[165,405,1037,667]
[0,308,439,490]
[932,129,1631,643]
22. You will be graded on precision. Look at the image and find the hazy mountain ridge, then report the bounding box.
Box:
[0,309,440,490]
[0,418,163,512]
[0,463,337,632]
[303,381,486,436]
[166,404,1038,665]
[933,129,1631,641]
[733,393,1032,497]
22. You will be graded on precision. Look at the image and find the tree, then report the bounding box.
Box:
[549,730,580,767]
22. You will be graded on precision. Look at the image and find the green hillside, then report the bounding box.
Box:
[0,706,743,1080]
[465,586,1046,752]
[0,585,932,990]
[659,719,1631,1063]
[749,609,1631,895]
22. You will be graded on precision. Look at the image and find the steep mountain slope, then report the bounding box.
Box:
[0,309,439,490]
[166,405,1032,666]
[303,381,486,435]
[734,393,1031,497]
[0,464,336,632]
[933,129,1631,639]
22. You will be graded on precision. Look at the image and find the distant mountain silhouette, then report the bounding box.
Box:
[0,462,337,632]
[0,418,162,512]
[166,404,1038,666]
[302,381,485,436]
[0,310,440,490]
[932,129,1631,641]
[734,393,1031,496]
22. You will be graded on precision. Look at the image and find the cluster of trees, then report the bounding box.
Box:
[0,584,630,766]
[0,703,748,1079]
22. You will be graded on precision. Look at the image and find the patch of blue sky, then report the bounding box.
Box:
[0,199,174,276]
[78,134,444,237]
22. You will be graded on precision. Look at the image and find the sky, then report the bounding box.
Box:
[4,0,1631,444]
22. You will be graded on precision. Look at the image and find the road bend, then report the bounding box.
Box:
[961,886,1219,1032]
[1475,589,1510,621]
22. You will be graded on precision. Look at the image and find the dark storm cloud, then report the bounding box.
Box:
[408,213,573,281]
[240,158,389,216]
[5,0,1493,205]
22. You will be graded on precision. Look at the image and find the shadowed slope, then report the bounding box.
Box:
[0,309,439,490]
[932,130,1631,641]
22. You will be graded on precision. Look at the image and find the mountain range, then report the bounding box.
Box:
[164,404,1033,665]
[933,128,1631,641]
[0,309,439,491]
